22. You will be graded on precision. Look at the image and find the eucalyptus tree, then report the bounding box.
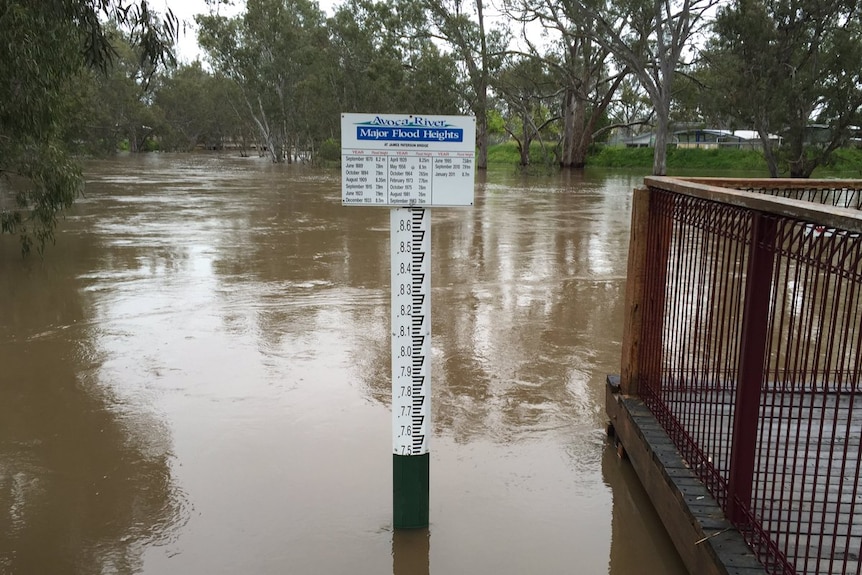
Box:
[197,0,332,162]
[59,24,177,155]
[154,63,210,151]
[155,63,248,151]
[0,0,176,254]
[554,40,627,169]
[327,0,461,115]
[517,0,717,175]
[494,56,561,166]
[707,0,862,177]
[605,76,655,140]
[424,0,510,170]
[96,29,169,153]
[504,0,628,169]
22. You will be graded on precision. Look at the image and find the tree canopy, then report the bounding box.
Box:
[0,0,176,254]
[706,0,862,177]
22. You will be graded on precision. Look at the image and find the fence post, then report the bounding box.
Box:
[621,187,651,396]
[727,212,777,525]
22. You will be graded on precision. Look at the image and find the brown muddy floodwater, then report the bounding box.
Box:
[0,154,687,575]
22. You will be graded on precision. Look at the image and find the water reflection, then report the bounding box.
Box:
[393,529,430,575]
[379,172,634,445]
[0,225,185,574]
[603,445,688,573]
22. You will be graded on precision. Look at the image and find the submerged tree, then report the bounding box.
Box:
[525,0,717,175]
[197,0,332,163]
[495,56,560,166]
[155,63,249,152]
[0,0,176,254]
[505,0,628,169]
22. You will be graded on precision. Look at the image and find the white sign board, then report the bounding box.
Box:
[341,113,476,207]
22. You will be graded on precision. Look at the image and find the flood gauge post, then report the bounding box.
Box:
[340,113,476,529]
[391,206,431,527]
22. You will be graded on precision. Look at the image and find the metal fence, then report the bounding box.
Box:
[633,178,862,575]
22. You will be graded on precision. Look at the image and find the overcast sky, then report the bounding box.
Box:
[161,0,340,63]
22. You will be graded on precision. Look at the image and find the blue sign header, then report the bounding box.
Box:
[356,126,464,143]
[342,112,475,153]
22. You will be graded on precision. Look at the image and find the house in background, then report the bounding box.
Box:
[609,128,781,149]
[610,125,862,149]
[674,129,780,149]
[805,124,862,147]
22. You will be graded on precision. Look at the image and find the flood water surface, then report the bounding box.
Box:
[0,154,686,574]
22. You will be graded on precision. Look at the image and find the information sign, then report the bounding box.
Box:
[341,113,476,206]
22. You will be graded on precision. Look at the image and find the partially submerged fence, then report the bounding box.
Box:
[620,178,862,575]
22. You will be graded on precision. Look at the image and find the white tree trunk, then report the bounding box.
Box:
[652,106,670,176]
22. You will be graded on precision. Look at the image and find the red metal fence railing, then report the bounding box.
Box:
[625,178,862,575]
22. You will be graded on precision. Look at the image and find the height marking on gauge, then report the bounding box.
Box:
[391,207,430,456]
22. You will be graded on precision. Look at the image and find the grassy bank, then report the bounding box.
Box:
[486,141,862,177]
[486,141,557,166]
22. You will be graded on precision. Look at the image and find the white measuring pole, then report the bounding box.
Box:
[391,207,431,528]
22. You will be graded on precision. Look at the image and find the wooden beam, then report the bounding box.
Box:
[674,177,862,191]
[620,187,650,396]
[644,176,862,234]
